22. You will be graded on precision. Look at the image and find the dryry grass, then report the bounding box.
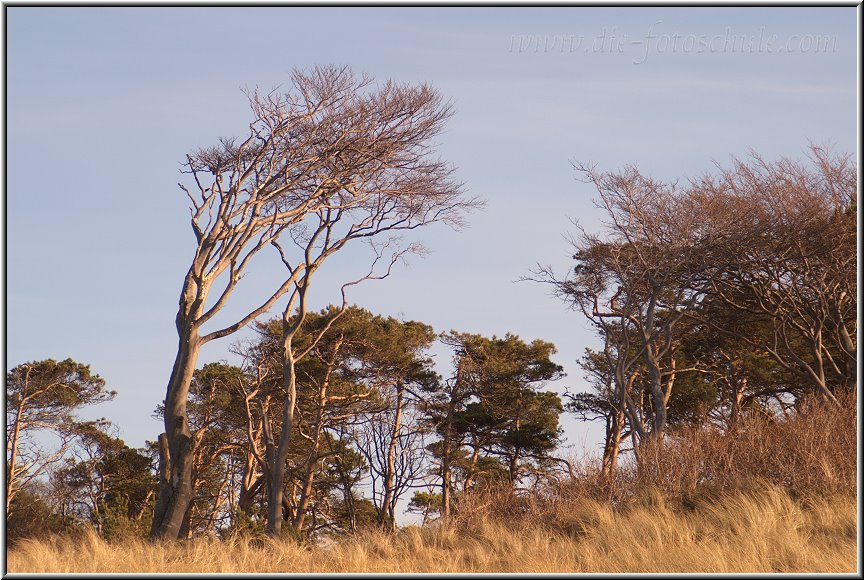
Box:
[6,486,857,574]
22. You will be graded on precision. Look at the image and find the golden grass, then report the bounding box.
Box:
[6,486,857,573]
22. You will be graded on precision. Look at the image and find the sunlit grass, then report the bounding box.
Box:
[7,486,857,573]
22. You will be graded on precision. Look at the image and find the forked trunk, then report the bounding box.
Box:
[378,384,404,530]
[266,328,300,537]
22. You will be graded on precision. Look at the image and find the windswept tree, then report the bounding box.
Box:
[152,65,478,540]
[691,146,857,403]
[154,67,368,540]
[532,163,719,447]
[6,359,115,515]
[538,145,855,473]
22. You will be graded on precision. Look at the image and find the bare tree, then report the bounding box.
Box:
[243,68,478,536]
[355,402,429,532]
[535,146,855,474]
[532,164,713,448]
[152,65,479,540]
[691,146,857,403]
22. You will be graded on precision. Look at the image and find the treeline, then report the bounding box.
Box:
[5,65,857,545]
[6,320,566,541]
[536,147,856,476]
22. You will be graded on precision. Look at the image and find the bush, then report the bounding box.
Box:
[97,497,152,542]
[6,489,74,545]
[632,391,857,503]
[452,393,856,533]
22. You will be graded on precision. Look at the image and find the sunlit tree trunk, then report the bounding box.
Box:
[151,317,201,541]
[601,407,625,478]
[378,384,404,531]
[440,394,457,520]
[463,445,481,491]
[6,397,26,513]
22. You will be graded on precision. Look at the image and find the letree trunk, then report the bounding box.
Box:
[293,352,333,533]
[293,457,317,533]
[6,399,26,513]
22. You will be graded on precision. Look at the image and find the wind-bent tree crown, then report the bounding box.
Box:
[152,65,479,541]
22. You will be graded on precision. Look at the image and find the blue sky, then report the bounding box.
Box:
[5,7,857,463]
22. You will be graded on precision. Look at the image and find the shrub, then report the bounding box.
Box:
[452,392,856,533]
[6,489,74,545]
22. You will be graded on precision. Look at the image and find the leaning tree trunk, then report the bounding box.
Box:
[293,455,318,534]
[293,413,328,533]
[265,330,301,537]
[6,399,26,513]
[293,342,338,533]
[150,330,201,541]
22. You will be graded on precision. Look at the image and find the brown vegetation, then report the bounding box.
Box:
[452,391,856,525]
[6,487,855,573]
[7,395,856,573]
